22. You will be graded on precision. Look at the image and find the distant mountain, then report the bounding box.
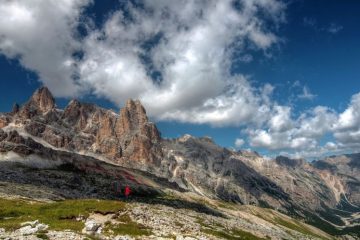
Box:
[0,87,359,238]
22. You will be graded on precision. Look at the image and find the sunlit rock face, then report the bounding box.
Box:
[18,87,55,119]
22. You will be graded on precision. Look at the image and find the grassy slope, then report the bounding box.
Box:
[0,196,344,239]
[0,198,151,237]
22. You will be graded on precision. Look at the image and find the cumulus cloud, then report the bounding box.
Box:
[248,105,337,152]
[78,0,285,126]
[269,106,293,132]
[235,138,245,148]
[0,0,90,96]
[248,92,360,158]
[335,93,360,131]
[333,93,360,148]
[0,0,286,126]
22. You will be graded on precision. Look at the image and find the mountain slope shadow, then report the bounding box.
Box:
[218,158,290,203]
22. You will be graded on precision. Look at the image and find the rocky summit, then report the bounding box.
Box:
[0,87,359,240]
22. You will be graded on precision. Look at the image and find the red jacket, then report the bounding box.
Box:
[124,186,131,197]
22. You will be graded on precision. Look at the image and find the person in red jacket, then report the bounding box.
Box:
[124,186,131,198]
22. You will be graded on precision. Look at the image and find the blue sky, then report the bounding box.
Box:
[0,0,359,158]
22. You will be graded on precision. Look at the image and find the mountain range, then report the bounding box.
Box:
[0,87,359,239]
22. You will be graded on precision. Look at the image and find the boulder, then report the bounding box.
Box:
[84,219,101,232]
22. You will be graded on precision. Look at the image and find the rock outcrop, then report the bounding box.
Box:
[19,87,55,118]
[115,99,162,166]
[0,115,9,128]
[30,86,55,112]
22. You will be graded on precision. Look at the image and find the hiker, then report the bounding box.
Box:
[124,186,131,198]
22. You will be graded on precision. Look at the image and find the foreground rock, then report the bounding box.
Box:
[16,220,48,236]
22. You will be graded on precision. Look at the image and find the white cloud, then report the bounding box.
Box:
[235,138,245,148]
[324,142,337,150]
[249,129,273,148]
[333,93,360,148]
[335,93,360,131]
[248,105,337,152]
[247,92,360,158]
[269,106,293,132]
[0,0,90,96]
[249,129,318,151]
[76,0,285,126]
[298,86,317,100]
[297,106,337,138]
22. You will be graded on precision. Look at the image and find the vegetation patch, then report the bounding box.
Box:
[103,215,152,236]
[0,198,125,232]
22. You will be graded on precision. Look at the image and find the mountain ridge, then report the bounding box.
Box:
[0,87,359,238]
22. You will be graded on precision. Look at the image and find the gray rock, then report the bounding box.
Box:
[18,225,38,236]
[84,219,101,232]
[18,220,48,236]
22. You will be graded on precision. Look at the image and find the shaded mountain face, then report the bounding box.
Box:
[0,87,359,236]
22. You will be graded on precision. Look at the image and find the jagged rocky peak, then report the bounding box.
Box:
[18,86,56,119]
[12,103,20,115]
[62,99,111,132]
[119,99,148,129]
[178,134,194,142]
[177,134,215,146]
[112,98,162,165]
[27,86,55,112]
[116,99,160,139]
[62,99,83,121]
